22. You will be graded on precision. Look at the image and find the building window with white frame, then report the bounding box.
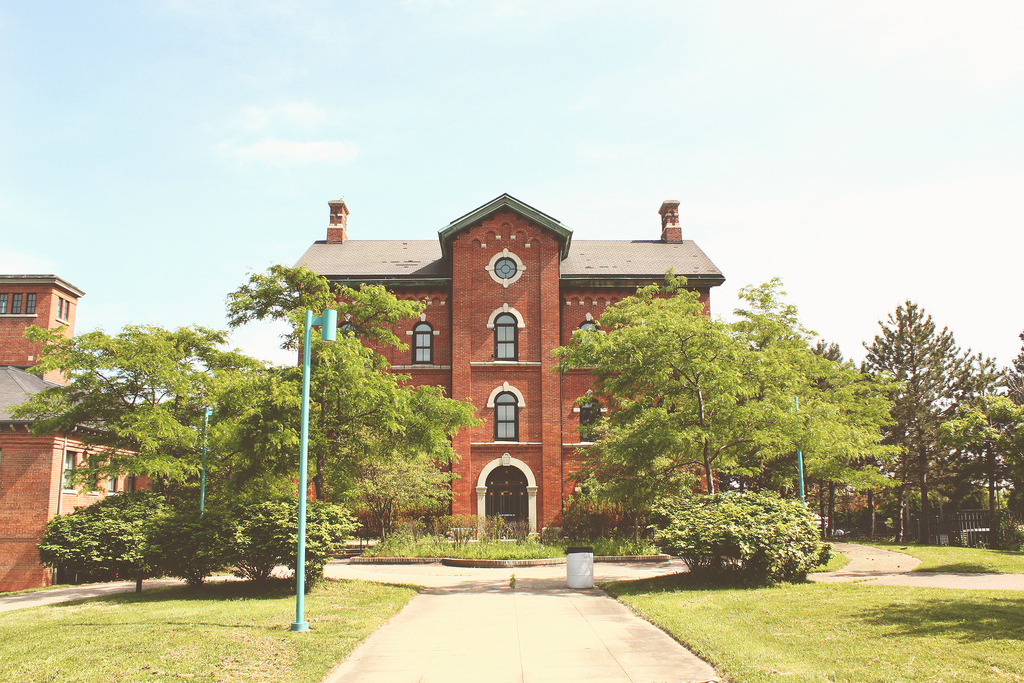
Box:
[494,313,518,360]
[412,321,433,364]
[494,392,519,441]
[579,400,601,442]
[63,451,76,490]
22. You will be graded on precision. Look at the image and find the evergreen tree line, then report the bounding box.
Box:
[556,277,1024,547]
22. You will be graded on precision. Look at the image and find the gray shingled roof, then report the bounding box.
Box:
[297,241,446,279]
[562,240,722,280]
[0,366,58,422]
[297,239,723,283]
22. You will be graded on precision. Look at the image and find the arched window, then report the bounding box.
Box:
[412,322,433,364]
[579,400,601,442]
[494,313,518,360]
[579,320,598,332]
[494,392,519,441]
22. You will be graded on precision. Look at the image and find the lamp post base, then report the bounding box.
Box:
[290,621,310,633]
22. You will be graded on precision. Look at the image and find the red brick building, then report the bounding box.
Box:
[297,195,724,531]
[0,275,139,591]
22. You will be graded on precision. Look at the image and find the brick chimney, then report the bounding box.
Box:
[327,199,349,243]
[659,200,681,243]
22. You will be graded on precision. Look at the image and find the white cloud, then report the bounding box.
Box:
[238,103,329,133]
[0,251,58,274]
[222,139,357,165]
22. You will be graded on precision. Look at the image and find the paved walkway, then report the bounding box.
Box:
[5,545,1023,682]
[0,578,186,614]
[810,542,1024,590]
[322,559,721,683]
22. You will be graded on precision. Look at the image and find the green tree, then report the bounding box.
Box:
[354,384,476,537]
[863,301,997,542]
[226,266,478,505]
[13,325,262,500]
[555,278,892,522]
[800,342,896,537]
[941,395,1024,514]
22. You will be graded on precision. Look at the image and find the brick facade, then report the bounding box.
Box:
[0,275,146,592]
[297,195,724,531]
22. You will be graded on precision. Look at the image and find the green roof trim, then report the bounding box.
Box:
[438,193,573,260]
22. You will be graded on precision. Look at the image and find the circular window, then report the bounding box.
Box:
[485,250,526,286]
[494,257,517,280]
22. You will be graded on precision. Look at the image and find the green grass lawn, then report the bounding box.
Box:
[365,535,659,559]
[0,578,417,683]
[861,541,1024,574]
[607,573,1024,683]
[809,547,851,573]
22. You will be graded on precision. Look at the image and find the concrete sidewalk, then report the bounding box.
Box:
[0,578,185,614]
[322,560,720,683]
[810,542,1024,590]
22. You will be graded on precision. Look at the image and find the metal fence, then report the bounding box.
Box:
[918,509,992,547]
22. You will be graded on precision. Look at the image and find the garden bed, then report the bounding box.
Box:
[349,553,672,567]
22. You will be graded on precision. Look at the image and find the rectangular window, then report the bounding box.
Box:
[125,475,136,493]
[11,293,21,314]
[87,453,99,491]
[0,294,7,314]
[108,476,117,494]
[496,326,516,360]
[25,293,36,314]
[58,297,67,320]
[63,451,77,490]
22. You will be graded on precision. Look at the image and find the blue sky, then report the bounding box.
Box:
[2,1,1022,367]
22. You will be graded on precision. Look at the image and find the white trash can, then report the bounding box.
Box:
[565,546,594,589]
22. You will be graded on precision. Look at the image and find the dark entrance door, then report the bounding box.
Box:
[485,466,527,522]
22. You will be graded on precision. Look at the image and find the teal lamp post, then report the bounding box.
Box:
[794,396,806,504]
[292,308,337,633]
[199,406,213,517]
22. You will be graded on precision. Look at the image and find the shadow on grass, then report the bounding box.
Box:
[603,571,741,597]
[67,577,380,608]
[917,562,1001,573]
[853,594,1024,642]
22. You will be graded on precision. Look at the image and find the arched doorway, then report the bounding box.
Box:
[475,455,539,532]
[485,466,527,522]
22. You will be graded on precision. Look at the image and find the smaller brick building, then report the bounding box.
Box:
[297,195,725,531]
[0,275,138,592]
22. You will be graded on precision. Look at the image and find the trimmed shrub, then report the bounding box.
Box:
[655,492,830,586]
[229,501,294,582]
[281,501,357,591]
[147,509,234,586]
[225,499,355,587]
[37,491,167,582]
[992,510,1024,551]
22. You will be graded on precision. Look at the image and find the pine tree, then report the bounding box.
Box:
[1008,332,1024,405]
[863,302,993,543]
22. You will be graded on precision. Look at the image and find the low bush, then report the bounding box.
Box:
[282,501,357,590]
[228,501,294,581]
[586,537,660,556]
[992,509,1024,551]
[364,526,661,560]
[655,492,829,586]
[147,509,234,586]
[37,491,168,582]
